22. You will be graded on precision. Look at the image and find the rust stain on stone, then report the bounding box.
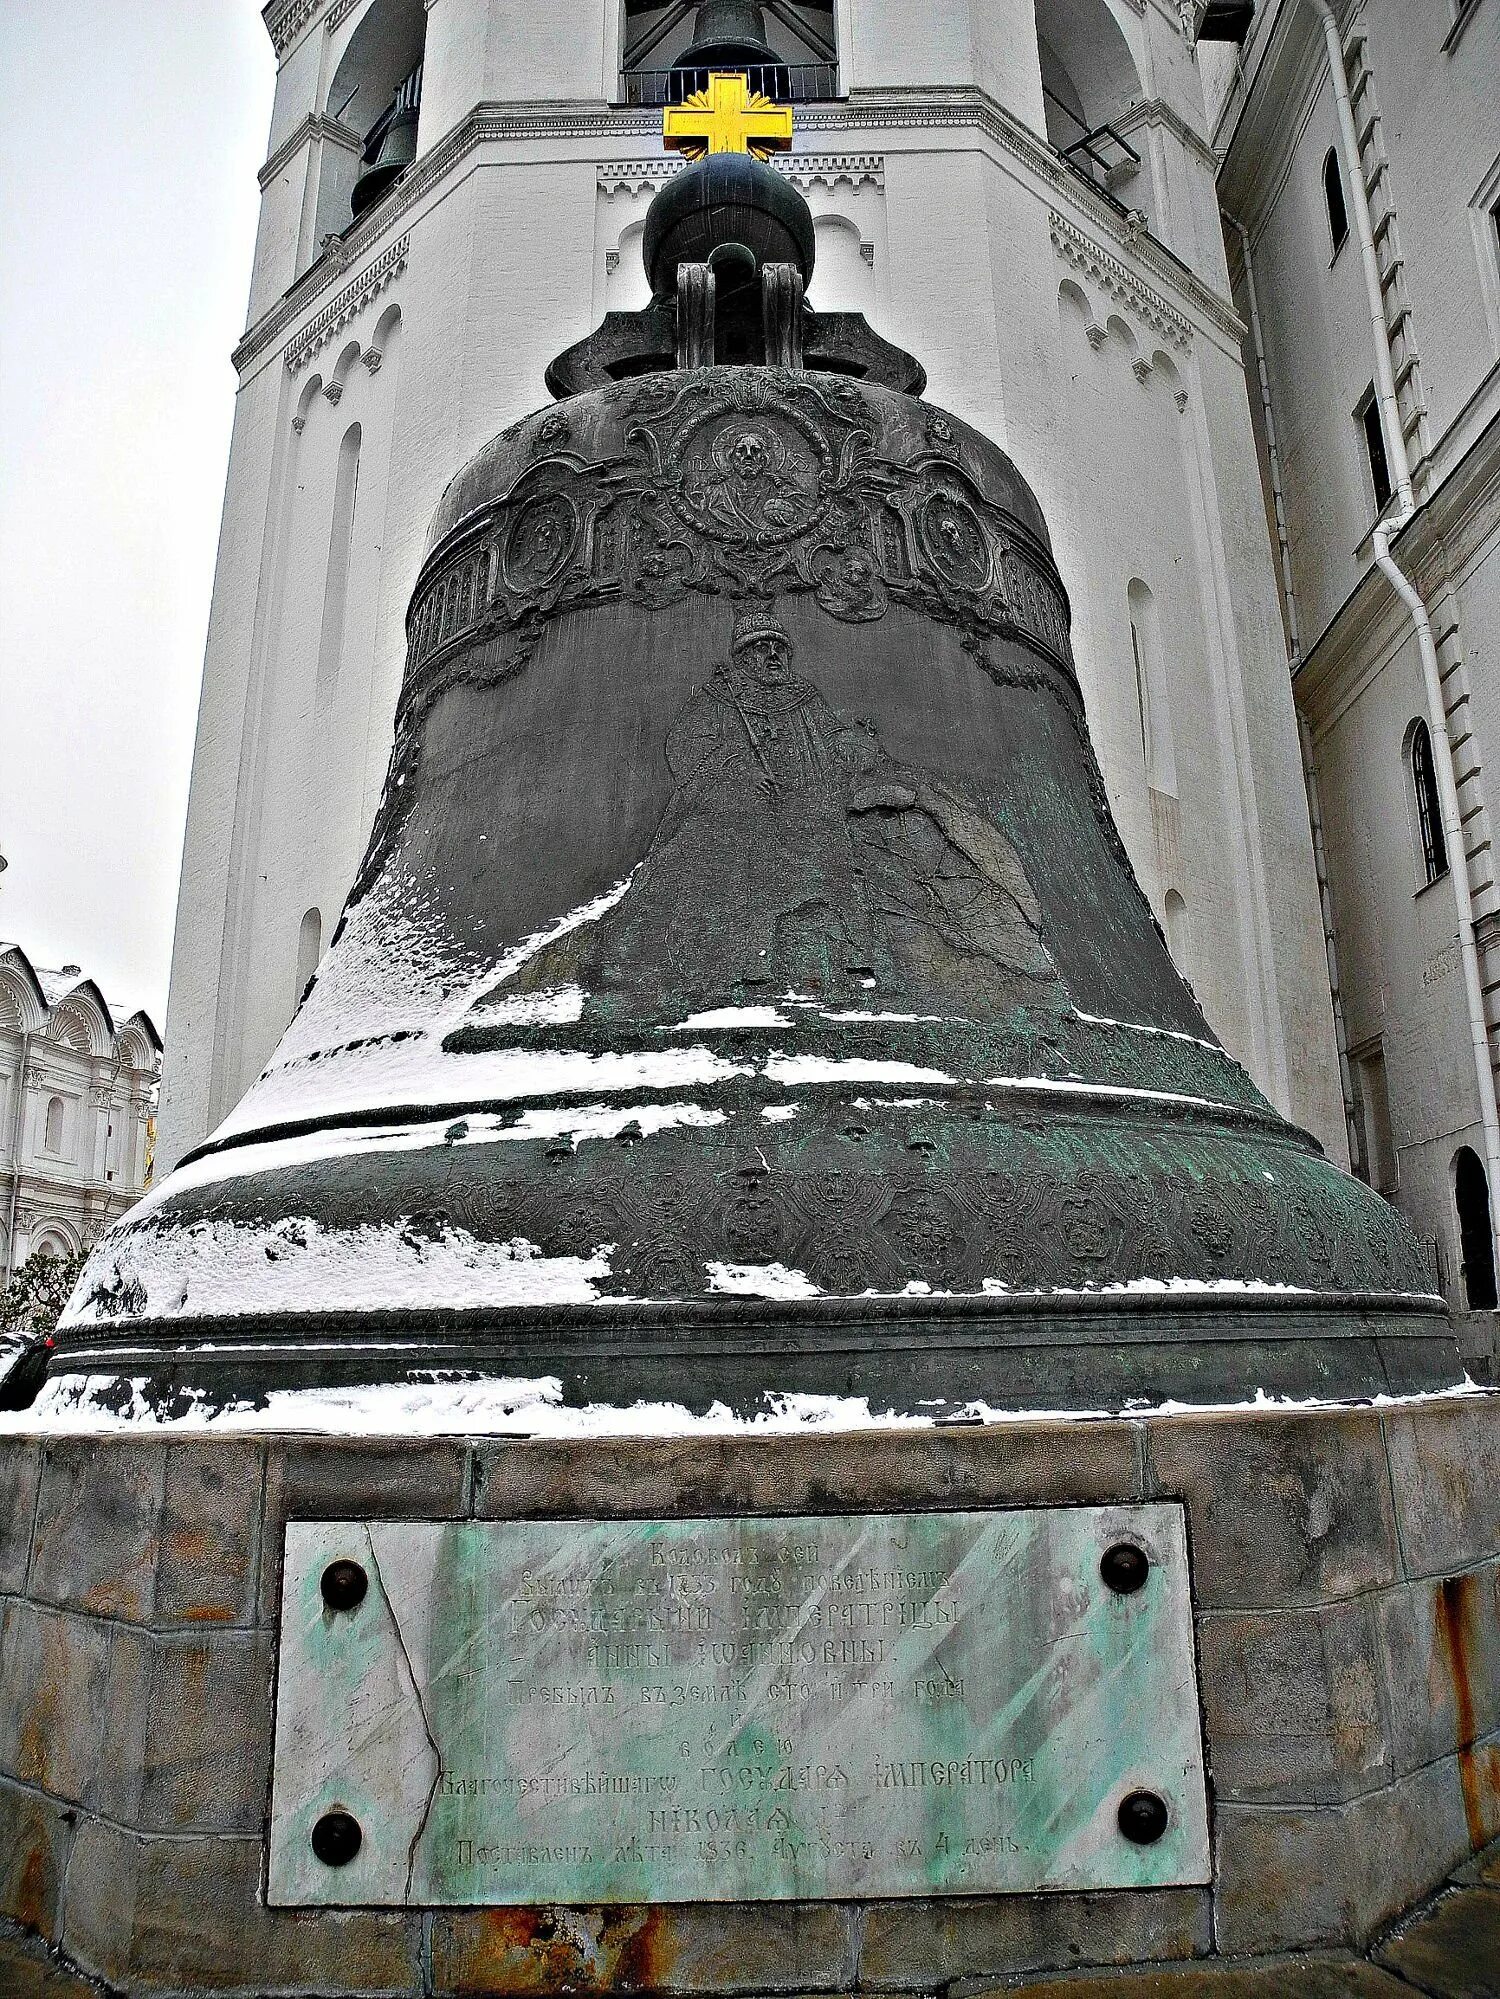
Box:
[18,1624,63,1788]
[81,1579,142,1619]
[613,1907,674,1991]
[166,1527,217,1556]
[14,1841,49,1931]
[1434,1571,1499,1850]
[450,1907,673,1995]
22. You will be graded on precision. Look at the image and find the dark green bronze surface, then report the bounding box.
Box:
[56,366,1458,1409]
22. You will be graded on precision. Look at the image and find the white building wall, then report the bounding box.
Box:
[1213,0,1500,1303]
[156,0,1346,1171]
[0,954,161,1280]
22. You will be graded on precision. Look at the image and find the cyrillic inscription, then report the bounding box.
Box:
[269,1506,1208,1905]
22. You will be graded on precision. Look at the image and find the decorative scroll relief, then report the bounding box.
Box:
[269,1506,1209,1906]
[402,375,1075,689]
[285,237,408,374]
[1050,213,1192,354]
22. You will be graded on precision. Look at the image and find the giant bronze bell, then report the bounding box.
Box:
[58,137,1461,1413]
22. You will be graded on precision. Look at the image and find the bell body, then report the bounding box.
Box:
[350,104,419,220]
[678,1,782,71]
[59,367,1458,1411]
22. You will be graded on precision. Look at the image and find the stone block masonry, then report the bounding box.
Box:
[0,1397,1497,1995]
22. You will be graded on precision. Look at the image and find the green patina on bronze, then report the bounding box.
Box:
[269,1509,1209,1906]
[58,159,1462,1413]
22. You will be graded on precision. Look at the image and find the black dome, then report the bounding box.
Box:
[644,155,816,297]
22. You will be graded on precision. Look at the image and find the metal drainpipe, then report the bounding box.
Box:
[1306,0,1500,1267]
[5,1031,30,1286]
[1227,207,1360,1168]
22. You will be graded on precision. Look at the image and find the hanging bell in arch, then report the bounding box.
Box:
[350,100,419,222]
[677,0,783,71]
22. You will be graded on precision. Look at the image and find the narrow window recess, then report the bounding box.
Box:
[1409,718,1450,888]
[1323,148,1349,259]
[1454,1144,1498,1309]
[1357,386,1393,514]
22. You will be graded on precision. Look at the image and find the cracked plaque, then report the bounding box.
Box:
[269,1507,1208,1906]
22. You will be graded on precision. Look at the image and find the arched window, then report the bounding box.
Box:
[1037,0,1144,194]
[619,2,839,107]
[43,1096,64,1154]
[296,908,323,1011]
[1323,149,1349,257]
[317,423,362,708]
[1408,720,1449,886]
[1164,889,1190,968]
[314,0,428,246]
[1128,579,1176,797]
[1454,1146,1497,1309]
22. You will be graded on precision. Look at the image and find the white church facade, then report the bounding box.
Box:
[1204,0,1500,1313]
[0,945,162,1280]
[163,0,1388,1276]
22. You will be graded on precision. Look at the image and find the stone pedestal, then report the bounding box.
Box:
[2,1395,1498,1996]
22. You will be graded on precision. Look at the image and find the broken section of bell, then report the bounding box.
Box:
[57,212,1459,1412]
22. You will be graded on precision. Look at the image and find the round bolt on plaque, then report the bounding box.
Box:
[320,1559,368,1612]
[1100,1542,1150,1595]
[1118,1790,1170,1845]
[311,1810,363,1868]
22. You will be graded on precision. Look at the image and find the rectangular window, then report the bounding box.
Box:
[1357,387,1393,513]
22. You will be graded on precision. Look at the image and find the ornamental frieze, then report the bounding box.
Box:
[403,372,1074,692]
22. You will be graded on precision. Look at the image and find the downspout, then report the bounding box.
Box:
[1306,0,1500,1264]
[5,1031,30,1286]
[1227,207,1359,1167]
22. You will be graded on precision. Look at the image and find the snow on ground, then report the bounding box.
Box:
[2,1373,1485,1441]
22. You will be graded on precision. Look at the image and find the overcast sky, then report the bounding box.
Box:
[0,3,275,1023]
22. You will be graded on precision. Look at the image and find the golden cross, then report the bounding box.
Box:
[663,71,794,161]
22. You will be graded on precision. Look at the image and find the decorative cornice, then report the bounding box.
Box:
[1049,213,1194,351]
[259,112,362,190]
[798,88,1243,343]
[263,0,359,57]
[235,89,1241,376]
[283,236,409,374]
[597,151,886,195]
